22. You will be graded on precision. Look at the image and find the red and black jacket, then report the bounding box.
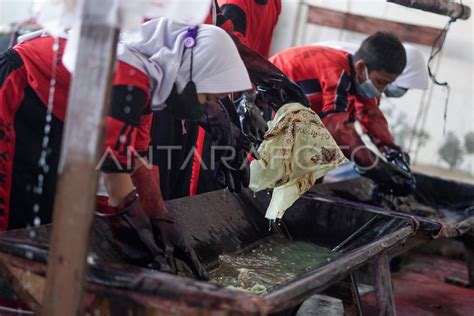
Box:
[218,0,282,58]
[0,36,152,230]
[270,45,397,150]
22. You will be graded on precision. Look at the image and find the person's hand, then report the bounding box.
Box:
[235,91,268,145]
[218,146,251,193]
[149,217,208,280]
[95,192,171,271]
[199,99,257,193]
[131,165,208,280]
[360,148,416,197]
[216,119,254,193]
[381,146,412,176]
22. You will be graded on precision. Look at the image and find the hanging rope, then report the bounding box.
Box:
[409,1,463,162]
[426,1,463,134]
[413,52,443,161]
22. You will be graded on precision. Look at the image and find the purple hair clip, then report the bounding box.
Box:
[184,26,199,49]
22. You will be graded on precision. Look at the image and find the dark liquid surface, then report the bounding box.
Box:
[209,236,339,295]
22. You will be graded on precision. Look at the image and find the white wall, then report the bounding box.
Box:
[272,0,474,172]
[0,0,35,26]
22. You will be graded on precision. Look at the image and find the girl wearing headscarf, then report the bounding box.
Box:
[0,18,251,279]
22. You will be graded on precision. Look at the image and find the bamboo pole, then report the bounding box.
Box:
[387,0,471,20]
[42,0,119,314]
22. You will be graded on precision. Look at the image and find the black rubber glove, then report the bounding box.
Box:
[359,147,416,197]
[235,91,268,145]
[199,100,255,193]
[95,192,172,271]
[151,218,208,279]
[219,145,251,193]
[382,146,412,172]
[132,165,208,280]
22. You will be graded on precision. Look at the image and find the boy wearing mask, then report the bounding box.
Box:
[271,32,414,194]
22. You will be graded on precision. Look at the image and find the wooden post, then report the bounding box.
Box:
[370,253,397,316]
[349,273,363,316]
[387,0,471,20]
[463,234,474,287]
[322,277,359,316]
[42,0,119,315]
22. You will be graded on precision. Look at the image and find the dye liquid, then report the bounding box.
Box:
[209,236,339,295]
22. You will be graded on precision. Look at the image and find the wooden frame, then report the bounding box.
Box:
[370,253,397,316]
[306,5,445,47]
[42,0,120,315]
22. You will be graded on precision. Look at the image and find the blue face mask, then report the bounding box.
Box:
[356,66,381,99]
[384,85,408,98]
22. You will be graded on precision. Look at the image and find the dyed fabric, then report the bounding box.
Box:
[249,103,347,220]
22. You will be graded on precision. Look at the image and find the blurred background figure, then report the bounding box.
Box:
[218,0,282,57]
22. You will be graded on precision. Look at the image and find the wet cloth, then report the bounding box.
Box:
[249,103,347,220]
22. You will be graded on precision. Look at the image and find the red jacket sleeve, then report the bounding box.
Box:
[353,97,397,150]
[135,113,152,155]
[101,62,151,173]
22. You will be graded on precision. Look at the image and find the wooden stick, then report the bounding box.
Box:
[306,5,446,48]
[463,234,474,287]
[387,0,471,20]
[42,0,119,315]
[370,252,397,316]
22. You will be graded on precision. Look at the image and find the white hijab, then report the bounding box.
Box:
[18,18,252,111]
[118,18,252,110]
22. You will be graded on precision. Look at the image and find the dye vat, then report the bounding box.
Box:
[209,236,339,295]
[311,172,474,238]
[0,189,414,315]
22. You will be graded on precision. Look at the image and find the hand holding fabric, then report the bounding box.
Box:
[131,165,208,280]
[236,91,268,144]
[357,146,416,196]
[382,146,411,170]
[200,99,255,193]
[249,103,348,220]
[95,192,172,271]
